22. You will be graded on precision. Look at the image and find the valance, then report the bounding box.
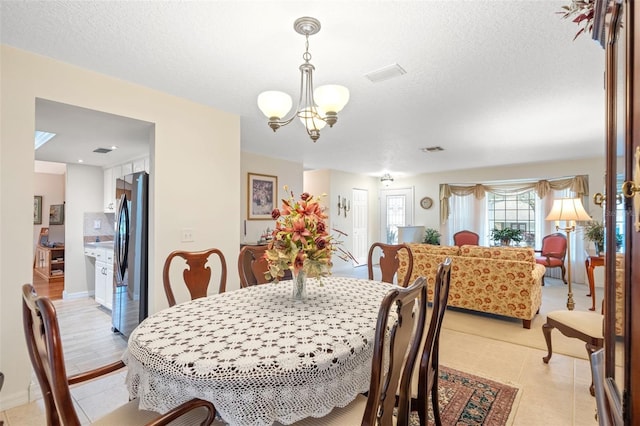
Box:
[440,175,588,224]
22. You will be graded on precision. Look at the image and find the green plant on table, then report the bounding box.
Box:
[423,228,441,245]
[489,228,523,246]
[583,220,605,253]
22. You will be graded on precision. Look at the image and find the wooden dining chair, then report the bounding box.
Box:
[237,245,292,288]
[286,276,428,426]
[367,242,414,287]
[21,284,218,426]
[163,248,228,307]
[410,257,452,426]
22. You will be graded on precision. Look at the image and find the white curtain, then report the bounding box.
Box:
[536,188,587,284]
[444,194,488,246]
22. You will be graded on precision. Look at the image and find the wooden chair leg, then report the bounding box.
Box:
[542,322,555,363]
[561,265,567,284]
[522,319,532,329]
[431,380,442,426]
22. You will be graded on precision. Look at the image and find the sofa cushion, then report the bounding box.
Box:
[405,243,460,256]
[460,245,535,263]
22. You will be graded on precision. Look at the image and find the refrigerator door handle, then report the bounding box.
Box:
[115,193,130,285]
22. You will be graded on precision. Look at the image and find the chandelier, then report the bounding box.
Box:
[257,17,350,143]
[380,174,394,187]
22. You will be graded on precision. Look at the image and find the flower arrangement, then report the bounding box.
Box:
[557,0,595,40]
[264,187,348,281]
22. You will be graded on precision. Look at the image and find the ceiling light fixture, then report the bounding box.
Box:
[257,17,350,143]
[380,173,394,187]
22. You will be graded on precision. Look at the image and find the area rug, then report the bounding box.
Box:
[409,366,520,426]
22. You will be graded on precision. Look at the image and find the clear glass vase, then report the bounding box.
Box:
[292,269,307,302]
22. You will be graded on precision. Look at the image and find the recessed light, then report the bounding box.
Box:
[34,131,56,149]
[111,145,118,150]
[78,159,84,163]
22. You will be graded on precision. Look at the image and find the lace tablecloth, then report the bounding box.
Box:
[123,276,395,426]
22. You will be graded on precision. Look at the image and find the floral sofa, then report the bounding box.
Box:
[397,244,546,328]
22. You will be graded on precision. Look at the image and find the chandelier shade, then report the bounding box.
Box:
[257,17,349,143]
[257,91,293,120]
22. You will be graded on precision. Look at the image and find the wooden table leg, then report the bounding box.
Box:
[585,258,596,311]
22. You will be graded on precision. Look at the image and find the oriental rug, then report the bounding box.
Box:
[409,366,520,426]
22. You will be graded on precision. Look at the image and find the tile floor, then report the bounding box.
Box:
[2,268,598,425]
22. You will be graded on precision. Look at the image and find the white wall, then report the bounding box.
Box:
[240,151,303,244]
[65,164,103,296]
[33,171,66,248]
[0,45,240,410]
[304,169,379,273]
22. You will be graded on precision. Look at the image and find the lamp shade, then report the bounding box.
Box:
[257,91,293,119]
[298,108,327,131]
[314,85,350,113]
[545,198,592,221]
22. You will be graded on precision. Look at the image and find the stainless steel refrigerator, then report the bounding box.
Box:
[112,171,148,338]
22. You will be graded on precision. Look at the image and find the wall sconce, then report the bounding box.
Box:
[337,195,350,217]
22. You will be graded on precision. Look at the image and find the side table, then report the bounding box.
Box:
[584,254,604,311]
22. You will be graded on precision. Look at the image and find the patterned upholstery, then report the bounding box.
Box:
[615,254,624,336]
[398,244,545,328]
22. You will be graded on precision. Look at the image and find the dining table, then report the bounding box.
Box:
[122,276,397,426]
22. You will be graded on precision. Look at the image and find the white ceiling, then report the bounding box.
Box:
[1,1,606,178]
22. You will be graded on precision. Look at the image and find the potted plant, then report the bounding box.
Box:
[423,228,441,245]
[584,221,605,255]
[490,228,523,246]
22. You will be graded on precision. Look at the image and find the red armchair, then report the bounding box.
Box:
[453,230,480,246]
[535,233,567,285]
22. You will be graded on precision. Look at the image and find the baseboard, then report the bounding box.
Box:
[62,290,91,300]
[0,389,30,412]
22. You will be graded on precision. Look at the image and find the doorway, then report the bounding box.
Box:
[351,188,368,265]
[380,188,414,244]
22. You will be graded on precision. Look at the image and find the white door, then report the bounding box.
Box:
[380,188,414,244]
[352,189,368,265]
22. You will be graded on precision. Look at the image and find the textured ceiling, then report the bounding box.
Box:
[1,1,606,177]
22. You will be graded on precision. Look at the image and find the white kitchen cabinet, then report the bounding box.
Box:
[91,248,114,310]
[103,167,116,212]
[121,162,133,176]
[133,158,145,173]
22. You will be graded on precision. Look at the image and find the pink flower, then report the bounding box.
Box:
[300,192,311,201]
[271,208,281,220]
[291,218,312,242]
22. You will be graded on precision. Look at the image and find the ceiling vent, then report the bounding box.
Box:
[364,63,406,83]
[421,146,444,152]
[93,147,113,154]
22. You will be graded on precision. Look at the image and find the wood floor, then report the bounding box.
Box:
[32,270,63,300]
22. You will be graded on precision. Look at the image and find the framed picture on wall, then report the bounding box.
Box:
[34,196,43,225]
[248,173,277,220]
[49,204,65,225]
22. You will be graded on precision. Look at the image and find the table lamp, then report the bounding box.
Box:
[545,198,592,310]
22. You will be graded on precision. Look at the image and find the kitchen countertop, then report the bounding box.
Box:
[84,241,115,250]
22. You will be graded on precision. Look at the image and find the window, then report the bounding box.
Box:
[386,195,406,244]
[487,191,536,246]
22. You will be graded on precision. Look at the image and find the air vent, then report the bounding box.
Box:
[93,148,112,154]
[364,63,406,83]
[421,146,444,152]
